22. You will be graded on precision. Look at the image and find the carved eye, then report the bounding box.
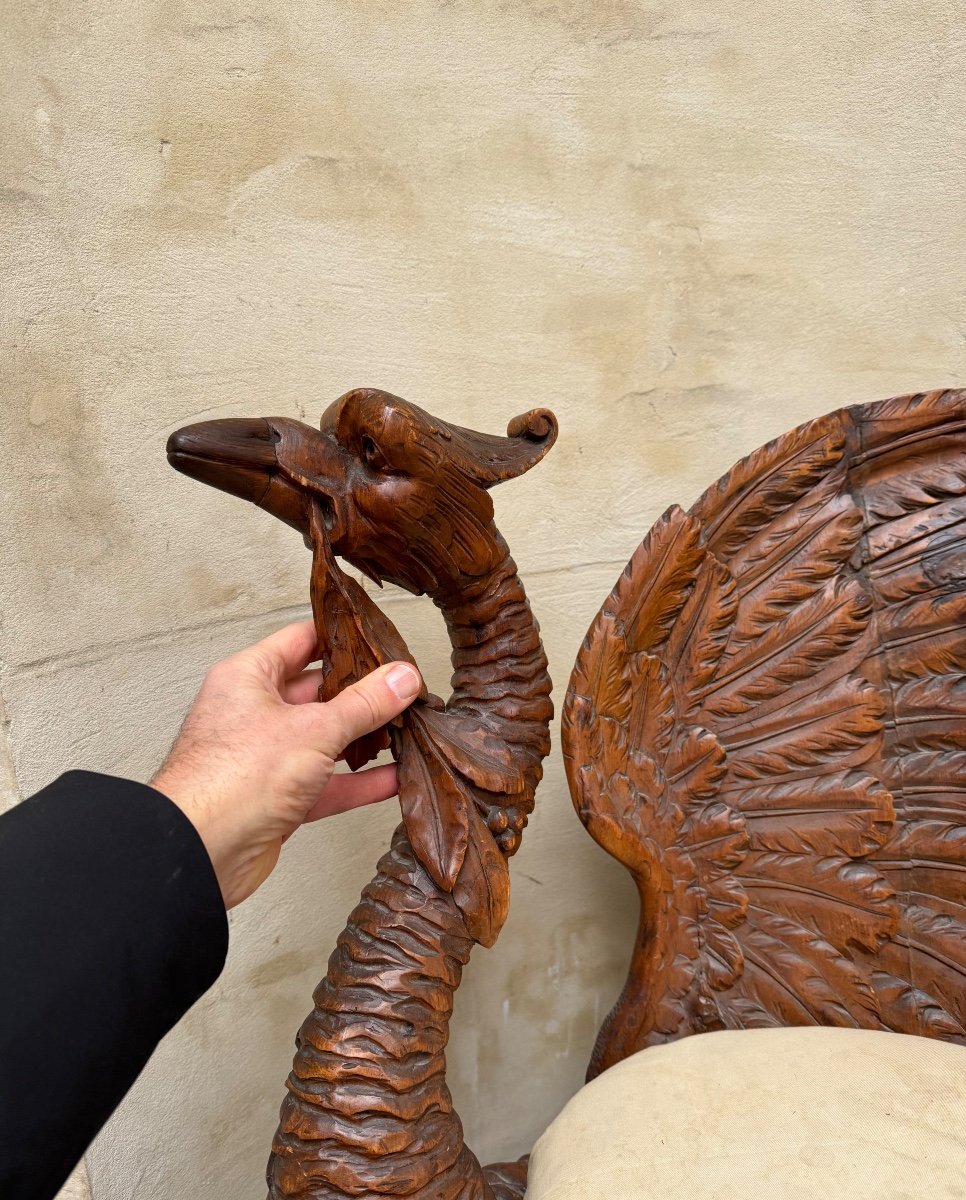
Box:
[361,434,388,472]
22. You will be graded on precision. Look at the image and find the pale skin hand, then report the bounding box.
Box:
[151,620,421,910]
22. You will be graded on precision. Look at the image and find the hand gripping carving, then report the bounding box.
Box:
[168,390,557,1199]
[562,389,966,1077]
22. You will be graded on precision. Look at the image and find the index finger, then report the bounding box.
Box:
[243,619,319,684]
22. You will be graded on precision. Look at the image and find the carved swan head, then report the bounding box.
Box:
[168,389,558,936]
[167,387,557,600]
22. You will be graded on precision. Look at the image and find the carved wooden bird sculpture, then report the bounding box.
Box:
[563,388,966,1077]
[169,385,965,1200]
[168,389,558,1200]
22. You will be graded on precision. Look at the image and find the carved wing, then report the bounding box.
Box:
[563,389,966,1077]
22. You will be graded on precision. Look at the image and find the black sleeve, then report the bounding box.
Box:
[0,771,229,1200]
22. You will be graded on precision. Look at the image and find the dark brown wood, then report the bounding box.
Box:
[482,1158,530,1199]
[562,388,966,1079]
[169,385,965,1198]
[168,389,557,1199]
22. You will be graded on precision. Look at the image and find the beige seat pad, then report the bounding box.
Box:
[526,1028,966,1199]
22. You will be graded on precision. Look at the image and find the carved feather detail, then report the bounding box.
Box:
[862,451,966,521]
[692,414,844,557]
[564,388,966,1074]
[608,508,705,653]
[700,579,873,719]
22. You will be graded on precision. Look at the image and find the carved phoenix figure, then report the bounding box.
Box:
[169,388,558,1199]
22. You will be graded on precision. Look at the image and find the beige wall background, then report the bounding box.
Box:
[3,1,966,1197]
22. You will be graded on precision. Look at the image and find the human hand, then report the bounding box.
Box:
[151,620,421,909]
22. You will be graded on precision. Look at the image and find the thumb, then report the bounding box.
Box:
[317,662,421,757]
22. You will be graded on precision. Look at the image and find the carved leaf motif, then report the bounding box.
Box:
[452,802,510,948]
[396,715,470,892]
[311,509,417,695]
[310,507,425,770]
[416,706,527,794]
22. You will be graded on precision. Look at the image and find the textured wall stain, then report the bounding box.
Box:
[246,949,314,990]
[0,352,125,587]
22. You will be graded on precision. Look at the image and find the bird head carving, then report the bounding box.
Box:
[167,388,557,599]
[168,389,557,945]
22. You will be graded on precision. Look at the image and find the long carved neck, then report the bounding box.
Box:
[268,828,490,1200]
[437,530,553,767]
[267,534,551,1200]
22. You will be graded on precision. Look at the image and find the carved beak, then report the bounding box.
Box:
[167,418,278,500]
[166,417,349,541]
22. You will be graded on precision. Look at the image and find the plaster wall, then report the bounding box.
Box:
[3,2,966,1197]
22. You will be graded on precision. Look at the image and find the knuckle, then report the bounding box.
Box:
[246,648,275,679]
[204,660,231,689]
[345,684,381,734]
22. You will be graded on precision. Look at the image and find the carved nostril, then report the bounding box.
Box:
[318,495,337,532]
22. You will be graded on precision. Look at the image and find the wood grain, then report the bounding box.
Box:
[168,389,556,1199]
[562,388,966,1078]
[169,385,965,1197]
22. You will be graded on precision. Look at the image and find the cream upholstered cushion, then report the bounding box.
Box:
[526,1028,966,1199]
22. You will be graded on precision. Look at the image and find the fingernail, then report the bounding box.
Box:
[386,663,420,700]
